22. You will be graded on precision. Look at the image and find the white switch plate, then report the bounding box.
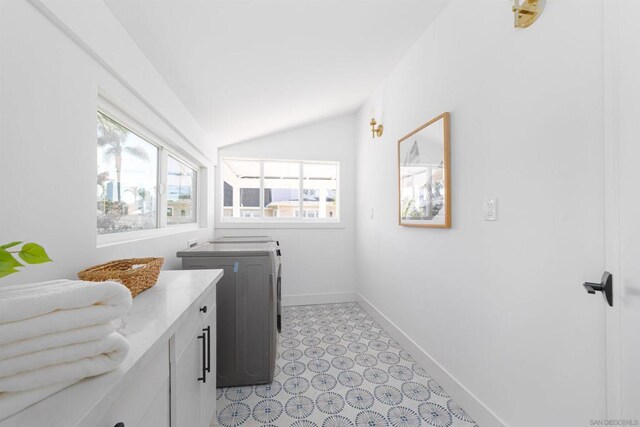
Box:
[484,199,497,221]
[187,238,198,248]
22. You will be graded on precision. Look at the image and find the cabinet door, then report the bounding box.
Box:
[174,332,205,427]
[139,378,170,427]
[200,307,217,427]
[98,341,169,427]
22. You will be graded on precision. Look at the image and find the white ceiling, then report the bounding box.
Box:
[105,0,447,148]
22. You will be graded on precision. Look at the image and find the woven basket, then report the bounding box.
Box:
[77,257,164,298]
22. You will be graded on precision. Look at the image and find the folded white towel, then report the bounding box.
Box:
[0,323,115,361]
[0,332,129,421]
[0,279,131,346]
[0,332,128,383]
[0,332,129,393]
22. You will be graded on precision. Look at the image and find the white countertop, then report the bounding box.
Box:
[0,269,223,427]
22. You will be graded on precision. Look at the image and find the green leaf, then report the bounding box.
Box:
[0,248,23,268]
[18,243,52,265]
[0,241,22,250]
[0,261,19,278]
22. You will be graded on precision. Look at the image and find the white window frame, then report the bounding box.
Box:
[219,157,341,226]
[96,97,204,247]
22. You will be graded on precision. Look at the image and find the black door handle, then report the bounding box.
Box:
[197,332,206,383]
[200,305,207,313]
[583,271,613,307]
[204,326,211,373]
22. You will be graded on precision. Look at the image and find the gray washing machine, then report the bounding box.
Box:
[211,236,282,332]
[177,243,279,387]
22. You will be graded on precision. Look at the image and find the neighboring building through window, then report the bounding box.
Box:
[222,158,339,222]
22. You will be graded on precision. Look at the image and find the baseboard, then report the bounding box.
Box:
[356,292,507,427]
[282,291,356,307]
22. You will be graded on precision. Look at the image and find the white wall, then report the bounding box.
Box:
[355,1,606,426]
[0,0,214,285]
[604,0,640,418]
[216,115,356,305]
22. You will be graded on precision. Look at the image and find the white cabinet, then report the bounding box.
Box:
[98,341,170,427]
[173,333,204,427]
[100,279,218,427]
[172,285,217,427]
[0,271,222,427]
[139,379,170,427]
[200,312,217,427]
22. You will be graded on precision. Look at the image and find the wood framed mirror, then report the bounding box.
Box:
[398,112,451,228]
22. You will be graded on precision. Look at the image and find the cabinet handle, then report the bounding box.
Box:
[200,305,207,313]
[197,332,206,383]
[204,326,211,373]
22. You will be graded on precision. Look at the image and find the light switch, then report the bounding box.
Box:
[484,199,497,221]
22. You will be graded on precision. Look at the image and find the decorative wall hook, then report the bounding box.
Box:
[513,0,545,29]
[370,118,383,139]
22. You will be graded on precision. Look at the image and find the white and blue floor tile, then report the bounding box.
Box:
[217,303,478,427]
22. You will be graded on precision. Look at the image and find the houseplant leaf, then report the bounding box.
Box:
[0,248,22,277]
[0,248,23,268]
[18,243,53,265]
[0,241,22,250]
[0,263,19,278]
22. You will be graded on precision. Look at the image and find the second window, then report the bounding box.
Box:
[222,159,339,222]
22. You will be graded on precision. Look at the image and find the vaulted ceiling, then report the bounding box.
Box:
[105,0,447,147]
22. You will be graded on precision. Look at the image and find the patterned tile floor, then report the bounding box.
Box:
[216,303,478,427]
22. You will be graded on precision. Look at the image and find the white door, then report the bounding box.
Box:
[604,0,640,421]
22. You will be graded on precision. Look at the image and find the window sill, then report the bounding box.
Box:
[216,220,345,230]
[97,224,202,248]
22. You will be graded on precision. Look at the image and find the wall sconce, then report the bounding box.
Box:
[513,0,545,28]
[370,118,383,139]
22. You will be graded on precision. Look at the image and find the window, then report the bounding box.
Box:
[303,163,338,219]
[222,159,260,218]
[264,161,300,219]
[96,111,200,236]
[97,112,158,234]
[222,158,339,222]
[167,155,197,225]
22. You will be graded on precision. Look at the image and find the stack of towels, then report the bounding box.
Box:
[0,279,132,421]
